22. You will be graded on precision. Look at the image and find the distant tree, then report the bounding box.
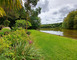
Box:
[62,10,77,29]
[74,15,77,29]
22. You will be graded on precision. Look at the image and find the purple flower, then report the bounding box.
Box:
[29,40,33,44]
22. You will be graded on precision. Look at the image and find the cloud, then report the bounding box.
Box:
[24,0,77,24]
[37,0,49,12]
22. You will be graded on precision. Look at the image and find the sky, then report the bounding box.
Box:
[36,0,77,24]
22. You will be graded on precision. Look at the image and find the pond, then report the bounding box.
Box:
[40,28,77,39]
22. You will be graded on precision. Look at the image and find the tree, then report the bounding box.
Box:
[74,15,77,29]
[62,10,77,29]
[24,0,39,32]
[0,7,6,17]
[0,0,23,27]
[29,7,41,29]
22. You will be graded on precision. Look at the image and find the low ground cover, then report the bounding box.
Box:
[0,30,43,60]
[30,30,77,60]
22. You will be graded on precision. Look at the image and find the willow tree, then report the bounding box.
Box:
[0,0,22,9]
[24,0,39,32]
[0,7,6,17]
[0,0,22,18]
[0,0,23,26]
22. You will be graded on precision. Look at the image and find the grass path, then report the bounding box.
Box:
[30,30,77,60]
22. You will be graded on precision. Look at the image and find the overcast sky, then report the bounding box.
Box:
[36,0,77,24]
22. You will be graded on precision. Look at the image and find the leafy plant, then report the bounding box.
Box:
[4,20,10,27]
[15,20,32,28]
[2,28,11,32]
[0,25,4,30]
[0,29,43,60]
[0,28,11,36]
[0,7,6,17]
[26,31,31,35]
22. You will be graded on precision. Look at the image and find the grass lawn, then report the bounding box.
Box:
[30,30,77,60]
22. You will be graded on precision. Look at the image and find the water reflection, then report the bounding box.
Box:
[40,29,77,39]
[40,30,63,36]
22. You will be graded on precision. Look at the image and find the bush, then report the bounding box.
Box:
[0,28,11,36]
[12,27,18,31]
[0,7,6,17]
[74,24,77,29]
[0,25,4,30]
[4,20,10,27]
[15,20,32,28]
[0,30,43,60]
[0,32,4,37]
[26,31,31,35]
[12,27,23,31]
[2,28,11,32]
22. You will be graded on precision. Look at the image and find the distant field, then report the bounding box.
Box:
[30,30,77,60]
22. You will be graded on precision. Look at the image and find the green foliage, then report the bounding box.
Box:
[30,17,41,29]
[12,27,23,31]
[0,0,23,27]
[24,0,41,30]
[41,23,62,28]
[12,27,19,31]
[26,31,31,35]
[0,0,41,28]
[0,32,4,36]
[2,28,11,32]
[62,10,77,29]
[15,20,32,28]
[0,7,6,17]
[4,20,10,27]
[74,15,77,29]
[0,30,43,60]
[0,28,11,36]
[29,7,41,29]
[0,25,4,30]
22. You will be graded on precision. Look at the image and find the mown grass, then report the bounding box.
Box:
[30,30,77,60]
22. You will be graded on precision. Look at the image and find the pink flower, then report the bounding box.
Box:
[29,40,33,44]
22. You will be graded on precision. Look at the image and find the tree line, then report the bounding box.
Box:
[41,23,62,28]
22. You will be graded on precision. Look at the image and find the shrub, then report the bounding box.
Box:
[2,28,11,32]
[0,25,4,30]
[4,20,10,27]
[15,20,32,28]
[12,27,18,31]
[0,28,11,36]
[0,32,4,37]
[12,27,23,31]
[26,31,31,35]
[0,30,43,60]
[0,7,6,17]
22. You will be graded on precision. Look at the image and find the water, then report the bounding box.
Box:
[40,28,77,39]
[40,30,63,36]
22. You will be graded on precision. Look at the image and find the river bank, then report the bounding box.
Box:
[30,30,77,60]
[40,28,77,39]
